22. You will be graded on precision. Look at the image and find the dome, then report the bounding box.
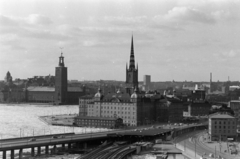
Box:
[94,88,103,98]
[131,92,138,99]
[131,88,139,98]
[117,89,121,94]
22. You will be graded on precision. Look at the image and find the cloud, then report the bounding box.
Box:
[27,14,52,25]
[222,50,238,58]
[103,16,148,26]
[164,7,216,24]
[0,34,25,50]
[0,15,19,26]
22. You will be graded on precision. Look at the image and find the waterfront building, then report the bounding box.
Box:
[208,112,237,141]
[25,53,85,104]
[0,53,85,104]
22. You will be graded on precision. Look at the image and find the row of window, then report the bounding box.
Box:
[214,126,235,129]
[213,121,235,125]
[213,130,235,134]
[95,102,134,105]
[88,109,136,114]
[87,113,135,119]
[88,105,135,110]
[76,119,114,123]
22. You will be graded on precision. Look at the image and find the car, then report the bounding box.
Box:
[59,135,65,138]
[52,136,58,139]
[28,138,36,142]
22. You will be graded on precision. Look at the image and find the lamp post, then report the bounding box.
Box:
[195,138,196,159]
[1,134,2,147]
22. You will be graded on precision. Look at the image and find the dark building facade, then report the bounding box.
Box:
[55,53,68,104]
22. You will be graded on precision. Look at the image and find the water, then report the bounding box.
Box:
[0,103,107,139]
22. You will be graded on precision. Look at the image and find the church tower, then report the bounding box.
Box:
[126,36,138,95]
[55,53,68,105]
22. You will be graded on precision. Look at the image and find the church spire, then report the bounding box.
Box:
[129,35,135,69]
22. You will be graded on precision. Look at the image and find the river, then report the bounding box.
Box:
[0,103,105,139]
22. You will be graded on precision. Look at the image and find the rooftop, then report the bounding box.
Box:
[27,86,83,92]
[209,113,235,119]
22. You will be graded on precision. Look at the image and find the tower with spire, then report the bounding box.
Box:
[126,35,138,95]
[55,52,68,104]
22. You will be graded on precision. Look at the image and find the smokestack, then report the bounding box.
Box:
[210,72,212,82]
[210,72,212,93]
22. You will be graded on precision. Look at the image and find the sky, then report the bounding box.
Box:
[1,0,240,82]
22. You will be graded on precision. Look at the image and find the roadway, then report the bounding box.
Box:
[0,128,151,150]
[175,131,237,159]
[0,123,205,151]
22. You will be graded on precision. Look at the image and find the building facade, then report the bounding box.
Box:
[188,102,211,117]
[74,116,123,128]
[208,112,237,141]
[142,75,151,91]
[229,100,240,131]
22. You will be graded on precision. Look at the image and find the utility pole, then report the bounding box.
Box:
[195,138,196,159]
[214,146,217,159]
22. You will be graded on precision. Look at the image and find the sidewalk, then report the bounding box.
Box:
[199,133,240,159]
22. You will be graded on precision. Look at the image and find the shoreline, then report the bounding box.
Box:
[0,103,79,106]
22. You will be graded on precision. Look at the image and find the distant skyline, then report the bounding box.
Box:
[1,0,240,82]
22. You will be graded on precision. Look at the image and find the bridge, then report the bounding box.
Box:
[0,124,207,159]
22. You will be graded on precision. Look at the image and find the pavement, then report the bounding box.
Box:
[199,132,240,159]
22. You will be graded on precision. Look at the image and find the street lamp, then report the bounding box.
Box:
[0,134,2,148]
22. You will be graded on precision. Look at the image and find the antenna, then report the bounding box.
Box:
[59,47,64,56]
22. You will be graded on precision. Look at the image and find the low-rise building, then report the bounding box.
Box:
[74,116,123,128]
[208,112,237,141]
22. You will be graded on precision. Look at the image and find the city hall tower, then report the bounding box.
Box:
[55,53,68,104]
